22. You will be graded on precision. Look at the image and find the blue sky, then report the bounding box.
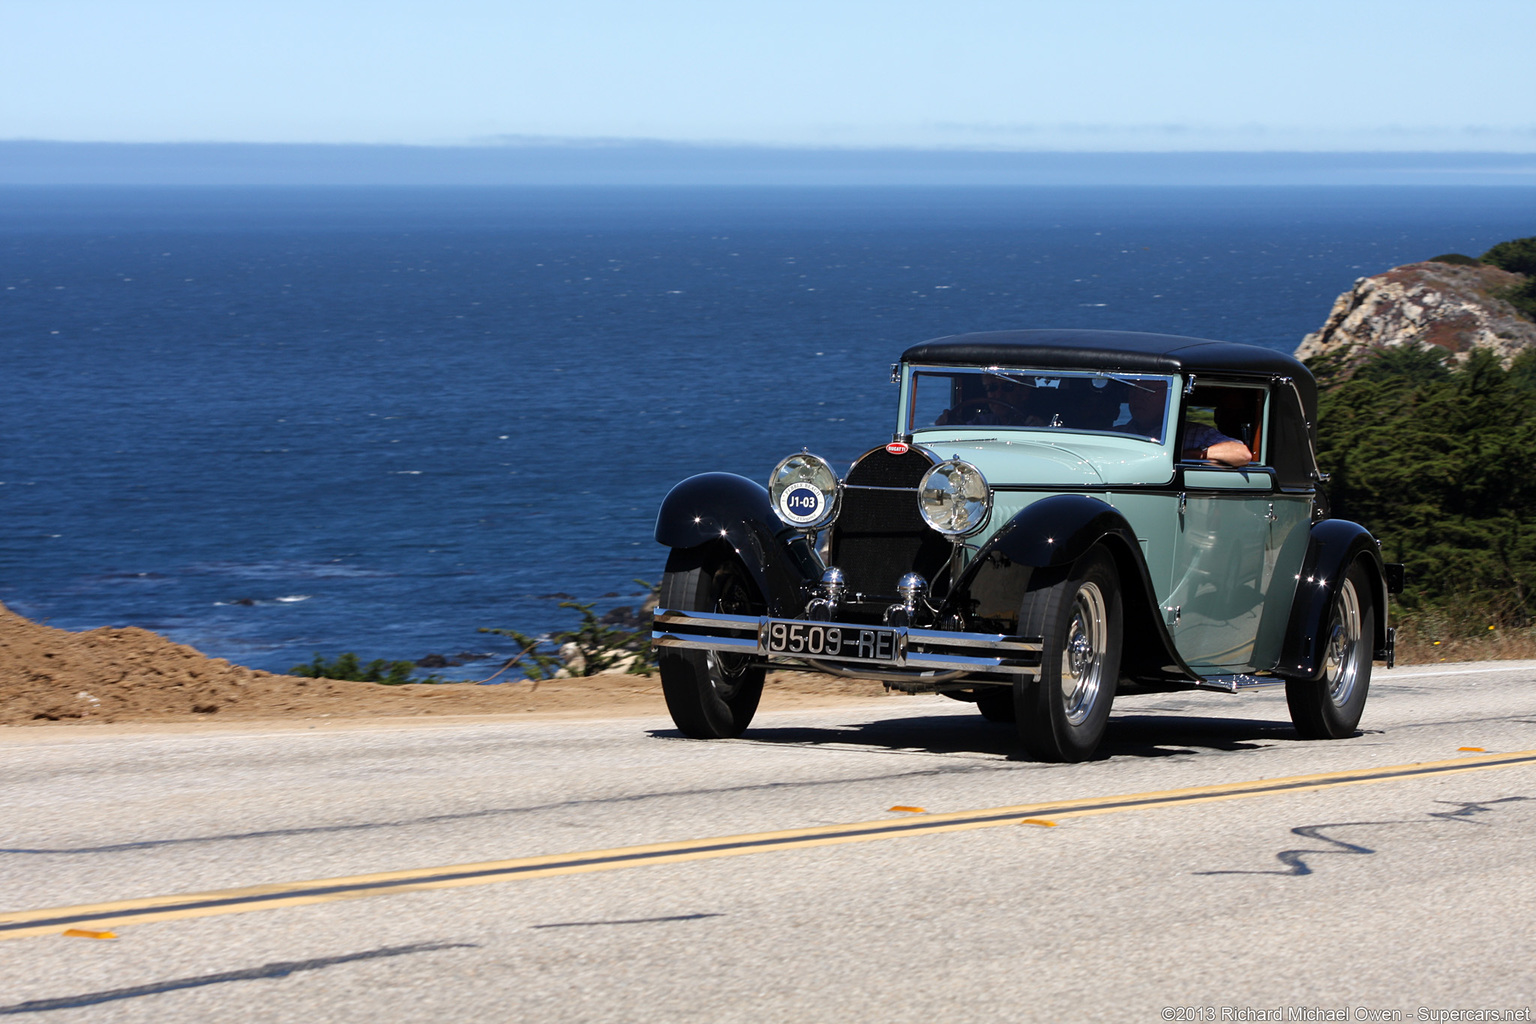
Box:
[2,0,1533,151]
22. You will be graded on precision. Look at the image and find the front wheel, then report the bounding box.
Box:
[975,689,1017,723]
[1285,558,1374,739]
[1014,546,1122,762]
[657,547,766,738]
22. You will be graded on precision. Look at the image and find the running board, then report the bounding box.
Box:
[1193,673,1286,694]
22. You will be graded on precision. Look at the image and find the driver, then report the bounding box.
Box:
[1123,383,1251,465]
[937,374,1040,426]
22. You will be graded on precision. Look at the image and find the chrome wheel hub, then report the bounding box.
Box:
[1060,581,1108,726]
[1323,577,1362,707]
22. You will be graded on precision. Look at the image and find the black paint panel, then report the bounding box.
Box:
[654,472,820,617]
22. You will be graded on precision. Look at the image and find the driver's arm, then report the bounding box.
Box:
[1182,425,1252,466]
[1201,439,1252,466]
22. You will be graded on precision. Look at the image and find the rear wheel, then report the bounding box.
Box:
[1014,547,1122,762]
[657,547,766,738]
[1286,559,1373,739]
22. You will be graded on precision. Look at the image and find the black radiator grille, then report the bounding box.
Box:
[844,448,930,488]
[830,447,952,599]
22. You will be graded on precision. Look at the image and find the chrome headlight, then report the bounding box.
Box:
[918,459,991,537]
[768,452,841,530]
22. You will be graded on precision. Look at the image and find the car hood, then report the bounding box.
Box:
[914,432,1173,487]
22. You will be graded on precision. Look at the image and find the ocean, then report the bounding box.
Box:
[3,185,1531,677]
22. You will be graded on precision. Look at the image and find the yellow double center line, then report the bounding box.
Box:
[5,750,1534,941]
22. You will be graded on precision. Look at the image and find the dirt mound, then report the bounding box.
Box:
[0,603,889,726]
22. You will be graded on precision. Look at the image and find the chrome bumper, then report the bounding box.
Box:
[652,608,1042,679]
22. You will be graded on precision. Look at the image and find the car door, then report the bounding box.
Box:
[1248,380,1319,671]
[1167,382,1282,672]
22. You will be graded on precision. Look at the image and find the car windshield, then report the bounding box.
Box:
[908,367,1173,443]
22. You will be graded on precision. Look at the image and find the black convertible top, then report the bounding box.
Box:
[902,329,1316,413]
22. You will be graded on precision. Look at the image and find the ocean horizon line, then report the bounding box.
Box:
[3,141,1534,188]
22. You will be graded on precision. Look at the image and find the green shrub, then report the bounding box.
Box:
[1481,236,1536,275]
[1496,278,1536,322]
[473,628,564,681]
[289,651,447,685]
[480,581,659,681]
[1427,253,1480,266]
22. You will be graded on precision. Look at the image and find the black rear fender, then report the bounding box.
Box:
[953,494,1198,684]
[1277,519,1391,681]
[654,472,821,616]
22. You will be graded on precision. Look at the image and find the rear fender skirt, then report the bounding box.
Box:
[654,472,821,616]
[951,494,1198,684]
[1276,519,1391,681]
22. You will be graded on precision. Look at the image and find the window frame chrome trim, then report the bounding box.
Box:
[899,362,1180,445]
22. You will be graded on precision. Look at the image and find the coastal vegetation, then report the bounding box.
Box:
[289,652,446,685]
[1480,236,1536,320]
[285,590,659,686]
[1310,342,1536,655]
[480,592,657,682]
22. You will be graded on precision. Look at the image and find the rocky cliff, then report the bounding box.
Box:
[1295,259,1536,371]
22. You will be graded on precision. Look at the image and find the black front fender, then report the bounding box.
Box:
[1276,519,1390,682]
[654,472,820,617]
[952,494,1198,685]
[984,493,1141,569]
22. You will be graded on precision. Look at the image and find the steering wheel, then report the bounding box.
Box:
[956,398,1018,423]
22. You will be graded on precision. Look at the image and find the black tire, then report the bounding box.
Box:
[657,547,766,739]
[975,689,1017,723]
[1286,558,1374,739]
[1014,546,1122,762]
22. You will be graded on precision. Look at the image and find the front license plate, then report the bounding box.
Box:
[765,620,897,662]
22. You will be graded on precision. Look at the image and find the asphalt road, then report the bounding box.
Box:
[3,662,1536,1023]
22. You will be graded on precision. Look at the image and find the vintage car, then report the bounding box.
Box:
[651,330,1402,761]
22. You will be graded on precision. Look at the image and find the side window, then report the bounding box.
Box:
[1179,385,1267,463]
[1268,383,1317,488]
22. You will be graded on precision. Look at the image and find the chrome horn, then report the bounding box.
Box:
[805,566,847,621]
[883,572,927,627]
